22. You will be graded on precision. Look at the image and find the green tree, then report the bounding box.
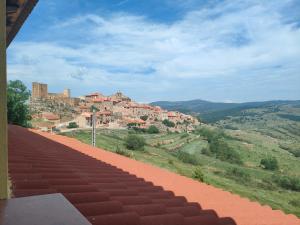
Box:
[140,115,148,121]
[125,134,146,151]
[162,119,175,128]
[260,157,279,170]
[7,80,31,127]
[67,122,79,129]
[147,125,159,134]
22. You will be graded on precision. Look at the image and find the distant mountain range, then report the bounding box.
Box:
[151,99,300,123]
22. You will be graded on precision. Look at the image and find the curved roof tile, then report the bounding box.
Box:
[8,126,300,225]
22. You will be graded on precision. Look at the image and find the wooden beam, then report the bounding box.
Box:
[0,0,9,199]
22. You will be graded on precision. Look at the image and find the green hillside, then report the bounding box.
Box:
[151,99,300,123]
[62,99,300,217]
[151,99,238,114]
[62,124,300,217]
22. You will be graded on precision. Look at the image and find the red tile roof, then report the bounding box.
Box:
[168,112,177,117]
[92,98,104,103]
[8,126,300,225]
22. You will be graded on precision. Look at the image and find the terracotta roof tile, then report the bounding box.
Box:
[8,126,300,225]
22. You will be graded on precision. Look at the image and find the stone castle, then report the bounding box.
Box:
[30,82,200,132]
[31,82,79,106]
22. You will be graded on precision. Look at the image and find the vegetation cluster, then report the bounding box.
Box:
[7,80,31,127]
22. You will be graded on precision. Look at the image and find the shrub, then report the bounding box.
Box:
[289,199,300,207]
[201,147,212,156]
[210,138,243,165]
[198,129,242,164]
[273,175,300,191]
[256,179,278,191]
[115,146,131,157]
[193,167,205,182]
[67,122,79,129]
[226,167,251,183]
[140,115,148,121]
[290,150,300,158]
[147,125,159,134]
[181,133,189,138]
[279,145,300,157]
[260,157,279,170]
[162,119,175,128]
[168,159,174,165]
[176,151,199,165]
[132,127,146,133]
[196,128,223,143]
[125,135,146,151]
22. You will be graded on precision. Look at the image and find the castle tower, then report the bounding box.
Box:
[63,89,70,98]
[32,82,48,100]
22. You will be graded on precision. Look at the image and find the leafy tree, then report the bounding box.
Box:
[162,119,175,128]
[127,122,138,128]
[7,80,31,127]
[147,125,159,134]
[67,122,79,129]
[260,157,279,170]
[140,115,148,121]
[125,135,146,151]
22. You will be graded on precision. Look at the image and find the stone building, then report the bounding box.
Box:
[31,82,79,107]
[32,82,48,100]
[48,88,71,100]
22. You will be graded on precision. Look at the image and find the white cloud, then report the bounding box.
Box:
[7,0,300,101]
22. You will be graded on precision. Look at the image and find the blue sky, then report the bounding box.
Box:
[7,0,300,103]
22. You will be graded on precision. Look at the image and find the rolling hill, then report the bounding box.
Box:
[151,99,300,123]
[63,98,300,217]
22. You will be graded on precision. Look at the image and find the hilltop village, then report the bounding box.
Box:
[30,82,199,132]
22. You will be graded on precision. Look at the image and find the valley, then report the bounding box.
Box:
[63,118,300,217]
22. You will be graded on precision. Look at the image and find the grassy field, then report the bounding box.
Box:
[62,124,300,217]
